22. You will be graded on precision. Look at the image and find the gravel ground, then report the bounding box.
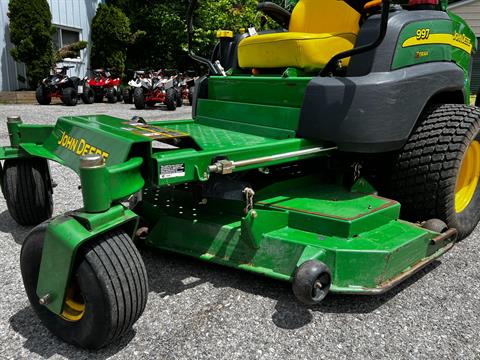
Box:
[0,102,479,360]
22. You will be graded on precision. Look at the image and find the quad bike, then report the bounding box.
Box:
[36,66,94,106]
[178,70,198,106]
[87,69,123,103]
[123,70,145,104]
[132,69,180,110]
[1,0,478,350]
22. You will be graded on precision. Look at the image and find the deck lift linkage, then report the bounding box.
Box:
[1,0,479,349]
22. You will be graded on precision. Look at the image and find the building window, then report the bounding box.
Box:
[52,26,82,60]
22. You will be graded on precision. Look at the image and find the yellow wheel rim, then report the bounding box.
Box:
[60,281,85,322]
[455,140,480,213]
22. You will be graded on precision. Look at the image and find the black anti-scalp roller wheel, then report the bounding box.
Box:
[292,260,332,305]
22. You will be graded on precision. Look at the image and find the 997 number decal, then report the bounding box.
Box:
[416,28,431,40]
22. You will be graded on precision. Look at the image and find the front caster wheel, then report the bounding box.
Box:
[292,260,332,305]
[21,225,149,349]
[2,158,53,226]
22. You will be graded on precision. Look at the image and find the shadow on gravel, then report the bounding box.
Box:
[143,248,441,330]
[9,307,134,359]
[0,210,32,244]
[129,105,181,112]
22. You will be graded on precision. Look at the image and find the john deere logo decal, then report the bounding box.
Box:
[403,31,473,54]
[57,131,110,159]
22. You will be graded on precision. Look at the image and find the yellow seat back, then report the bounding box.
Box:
[289,0,361,35]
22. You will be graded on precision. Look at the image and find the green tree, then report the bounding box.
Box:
[90,4,132,75]
[7,0,55,87]
[193,0,259,60]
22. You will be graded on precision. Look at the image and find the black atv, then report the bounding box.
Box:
[36,66,94,106]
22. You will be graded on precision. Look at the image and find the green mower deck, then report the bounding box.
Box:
[140,176,456,294]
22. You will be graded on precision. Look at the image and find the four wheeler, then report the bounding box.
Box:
[87,69,123,103]
[1,0,479,350]
[36,66,94,106]
[123,70,145,104]
[178,71,198,106]
[132,69,179,110]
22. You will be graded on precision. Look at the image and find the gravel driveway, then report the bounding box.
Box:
[0,102,479,360]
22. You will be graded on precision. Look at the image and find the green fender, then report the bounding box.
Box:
[36,205,139,315]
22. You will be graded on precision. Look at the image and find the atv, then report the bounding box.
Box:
[123,70,146,104]
[36,66,94,106]
[1,0,478,350]
[87,68,123,103]
[133,69,180,110]
[178,70,198,106]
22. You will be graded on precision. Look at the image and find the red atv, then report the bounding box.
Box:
[87,69,122,103]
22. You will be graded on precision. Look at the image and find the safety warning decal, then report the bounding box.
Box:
[160,163,186,179]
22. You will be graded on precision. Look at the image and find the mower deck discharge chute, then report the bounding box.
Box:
[1,0,478,349]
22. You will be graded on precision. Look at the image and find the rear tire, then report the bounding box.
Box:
[21,226,148,350]
[106,88,117,103]
[81,87,94,104]
[188,86,195,106]
[36,86,51,105]
[2,158,53,226]
[389,104,480,239]
[164,88,176,111]
[117,88,123,102]
[62,87,78,106]
[175,89,183,108]
[133,87,145,109]
[123,88,133,104]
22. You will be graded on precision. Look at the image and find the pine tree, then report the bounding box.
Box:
[8,0,55,87]
[90,4,132,76]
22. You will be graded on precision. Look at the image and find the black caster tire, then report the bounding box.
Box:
[36,86,51,105]
[81,87,94,104]
[292,260,332,305]
[21,225,148,350]
[390,104,480,240]
[2,158,53,226]
[133,87,145,109]
[165,88,176,111]
[62,87,78,106]
[106,88,117,103]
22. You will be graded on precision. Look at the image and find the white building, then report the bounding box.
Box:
[0,0,102,91]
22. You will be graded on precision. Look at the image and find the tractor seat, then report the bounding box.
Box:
[238,0,361,71]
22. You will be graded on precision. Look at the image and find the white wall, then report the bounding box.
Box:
[450,0,480,36]
[0,0,102,91]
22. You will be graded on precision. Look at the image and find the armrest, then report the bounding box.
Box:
[257,2,291,29]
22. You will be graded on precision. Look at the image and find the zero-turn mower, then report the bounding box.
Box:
[1,0,478,349]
